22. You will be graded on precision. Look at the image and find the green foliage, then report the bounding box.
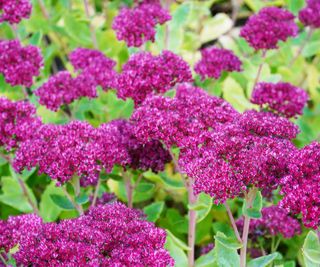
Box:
[302,231,320,267]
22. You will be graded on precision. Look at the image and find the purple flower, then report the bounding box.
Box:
[280,142,320,229]
[14,121,102,186]
[1,203,174,266]
[35,71,97,111]
[236,206,301,239]
[131,84,238,148]
[200,243,215,255]
[240,7,298,50]
[179,110,298,203]
[0,97,41,151]
[0,0,32,24]
[299,0,320,28]
[0,40,43,87]
[195,47,242,80]
[116,51,192,105]
[112,1,171,47]
[251,82,308,118]
[69,48,117,90]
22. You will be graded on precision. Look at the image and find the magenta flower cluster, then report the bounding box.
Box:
[251,82,308,118]
[116,51,192,105]
[112,1,171,47]
[36,48,116,111]
[0,97,41,151]
[195,47,242,80]
[132,84,238,149]
[0,40,43,87]
[240,7,298,50]
[14,119,171,185]
[0,0,32,24]
[89,192,116,206]
[299,0,320,28]
[280,142,320,229]
[0,203,174,266]
[179,110,298,203]
[237,206,301,239]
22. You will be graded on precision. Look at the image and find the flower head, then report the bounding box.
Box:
[131,84,238,148]
[280,142,320,229]
[35,71,97,111]
[240,7,298,50]
[1,203,174,266]
[299,0,320,28]
[195,47,242,80]
[0,0,32,24]
[0,97,41,151]
[14,121,102,186]
[112,1,171,47]
[116,51,192,105]
[236,206,301,239]
[251,82,308,118]
[179,110,298,203]
[0,40,43,87]
[69,48,117,90]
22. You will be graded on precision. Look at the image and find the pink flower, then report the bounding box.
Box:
[0,0,32,24]
[299,0,320,28]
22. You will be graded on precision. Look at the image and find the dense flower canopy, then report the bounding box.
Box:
[131,84,238,148]
[237,206,301,239]
[0,97,41,151]
[195,47,242,80]
[116,51,192,105]
[240,7,298,50]
[0,203,174,266]
[299,0,320,28]
[280,142,320,229]
[0,40,43,87]
[251,82,308,118]
[112,1,171,47]
[179,110,299,203]
[0,0,32,24]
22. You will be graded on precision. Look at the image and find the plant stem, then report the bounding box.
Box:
[62,186,84,215]
[240,187,257,267]
[224,202,242,243]
[123,172,133,208]
[91,178,101,207]
[37,0,50,19]
[252,50,267,92]
[291,28,314,65]
[0,253,6,265]
[83,0,98,49]
[187,177,197,267]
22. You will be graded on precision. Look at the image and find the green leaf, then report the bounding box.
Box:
[143,201,164,222]
[135,183,155,193]
[50,194,75,210]
[286,0,305,15]
[64,13,91,46]
[103,173,122,181]
[39,182,64,222]
[10,165,35,181]
[29,32,43,46]
[215,234,242,250]
[214,232,240,267]
[0,176,37,213]
[195,248,215,267]
[302,231,320,266]
[188,192,213,223]
[242,191,262,219]
[166,230,191,251]
[165,234,188,267]
[75,194,89,205]
[248,252,282,267]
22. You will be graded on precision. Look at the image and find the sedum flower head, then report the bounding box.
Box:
[299,0,320,28]
[240,7,298,50]
[1,203,174,266]
[131,84,238,148]
[236,206,301,239]
[251,82,308,118]
[0,40,43,87]
[112,1,171,47]
[179,110,298,203]
[116,51,192,105]
[195,47,242,80]
[0,97,41,151]
[0,0,32,25]
[280,142,320,229]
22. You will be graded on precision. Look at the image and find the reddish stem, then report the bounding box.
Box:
[224,202,242,243]
[83,0,98,48]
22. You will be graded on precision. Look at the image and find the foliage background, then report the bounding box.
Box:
[0,0,319,266]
